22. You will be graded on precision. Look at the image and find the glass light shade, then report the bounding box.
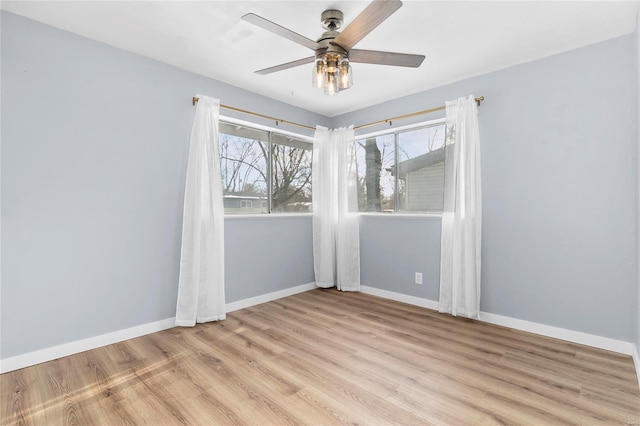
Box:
[312,60,324,89]
[313,54,353,95]
[324,72,338,96]
[338,60,352,90]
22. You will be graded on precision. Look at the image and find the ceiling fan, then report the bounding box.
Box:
[241,0,425,95]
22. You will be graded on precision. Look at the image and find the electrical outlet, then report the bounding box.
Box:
[415,272,423,285]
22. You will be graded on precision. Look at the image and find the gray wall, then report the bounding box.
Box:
[336,34,637,342]
[635,9,640,357]
[0,12,322,358]
[360,216,441,300]
[225,216,314,302]
[2,8,638,362]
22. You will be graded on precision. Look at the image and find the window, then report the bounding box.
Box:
[271,134,313,212]
[355,123,446,213]
[219,123,268,214]
[219,122,312,214]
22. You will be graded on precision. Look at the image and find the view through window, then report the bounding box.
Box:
[355,123,446,213]
[219,122,312,214]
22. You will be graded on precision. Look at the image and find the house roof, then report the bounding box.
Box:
[390,147,445,176]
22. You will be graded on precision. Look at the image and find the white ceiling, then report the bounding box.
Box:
[3,1,639,117]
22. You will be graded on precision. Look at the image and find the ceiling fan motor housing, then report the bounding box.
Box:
[316,10,349,63]
[321,9,344,30]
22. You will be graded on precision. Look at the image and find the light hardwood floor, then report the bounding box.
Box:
[2,289,639,425]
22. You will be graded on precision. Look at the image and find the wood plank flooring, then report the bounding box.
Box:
[2,289,639,425]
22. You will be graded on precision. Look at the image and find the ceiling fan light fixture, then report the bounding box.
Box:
[243,1,424,96]
[314,53,351,95]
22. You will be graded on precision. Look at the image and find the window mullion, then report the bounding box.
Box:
[267,131,273,214]
[394,132,399,212]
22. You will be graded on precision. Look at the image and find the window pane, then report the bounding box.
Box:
[397,124,446,212]
[355,134,395,212]
[271,134,312,212]
[219,123,268,214]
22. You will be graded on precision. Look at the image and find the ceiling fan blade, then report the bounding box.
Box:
[255,56,316,75]
[242,13,320,51]
[332,0,402,50]
[349,49,425,67]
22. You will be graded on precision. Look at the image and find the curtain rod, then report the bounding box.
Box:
[354,96,485,130]
[192,97,316,131]
[192,95,484,133]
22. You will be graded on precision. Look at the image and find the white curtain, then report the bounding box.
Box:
[175,95,226,326]
[312,126,360,291]
[439,95,482,318]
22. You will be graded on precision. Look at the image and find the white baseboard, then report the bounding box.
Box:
[478,311,635,355]
[633,345,640,390]
[0,282,318,374]
[0,317,176,374]
[3,283,635,385]
[361,285,635,355]
[225,282,316,313]
[361,285,439,310]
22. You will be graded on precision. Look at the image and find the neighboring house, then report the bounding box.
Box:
[393,147,445,212]
[224,193,312,213]
[223,193,268,213]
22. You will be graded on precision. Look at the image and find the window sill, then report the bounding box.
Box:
[358,212,442,219]
[224,213,312,220]
[224,212,442,220]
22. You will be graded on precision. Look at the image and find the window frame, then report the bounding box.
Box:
[355,117,446,217]
[219,116,314,216]
[217,116,445,218]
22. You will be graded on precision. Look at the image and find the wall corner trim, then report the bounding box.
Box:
[360,285,439,310]
[360,285,635,356]
[478,311,635,355]
[225,282,316,313]
[0,317,177,374]
[633,345,640,390]
[4,283,636,389]
[0,282,318,374]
